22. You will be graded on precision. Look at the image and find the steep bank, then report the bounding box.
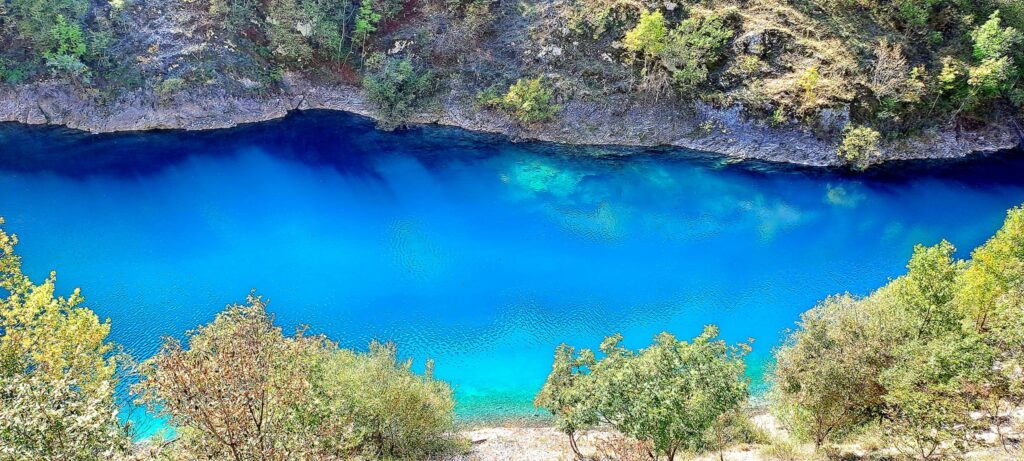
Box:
[3,0,1024,167]
[1,76,1019,167]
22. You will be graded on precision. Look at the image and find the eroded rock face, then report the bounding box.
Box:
[0,0,1018,166]
[1,76,1019,167]
[3,76,1016,166]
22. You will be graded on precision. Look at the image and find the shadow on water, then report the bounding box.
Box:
[2,109,1021,186]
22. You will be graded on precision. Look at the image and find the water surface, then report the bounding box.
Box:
[1,111,1022,431]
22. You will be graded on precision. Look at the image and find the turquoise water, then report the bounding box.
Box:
[1,111,1023,433]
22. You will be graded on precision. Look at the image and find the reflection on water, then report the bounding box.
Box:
[1,111,1023,433]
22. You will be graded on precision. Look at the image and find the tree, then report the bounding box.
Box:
[770,295,885,447]
[315,341,456,459]
[135,295,337,461]
[965,11,1023,101]
[955,206,1024,448]
[771,232,1024,459]
[135,294,457,460]
[537,326,750,461]
[622,10,667,66]
[623,9,735,97]
[972,11,1022,62]
[661,12,735,94]
[0,374,127,461]
[353,0,381,55]
[534,344,597,459]
[6,0,90,56]
[0,217,128,460]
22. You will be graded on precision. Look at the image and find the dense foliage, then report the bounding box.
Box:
[362,54,433,129]
[772,206,1024,459]
[135,294,457,461]
[479,76,560,125]
[535,326,751,461]
[0,217,129,460]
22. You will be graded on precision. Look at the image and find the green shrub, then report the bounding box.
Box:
[353,0,382,54]
[663,12,735,93]
[533,344,597,458]
[489,77,560,124]
[798,66,820,108]
[42,14,90,82]
[362,55,433,129]
[316,342,457,459]
[266,0,316,67]
[622,9,736,96]
[836,125,881,170]
[0,59,29,84]
[770,295,884,447]
[972,11,1022,62]
[622,10,668,62]
[154,77,186,103]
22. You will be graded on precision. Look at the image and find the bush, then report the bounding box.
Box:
[836,125,881,169]
[363,55,433,129]
[662,12,736,94]
[622,9,736,96]
[488,77,560,125]
[316,342,457,459]
[135,295,457,460]
[42,14,91,82]
[533,344,597,458]
[154,77,185,102]
[770,295,885,447]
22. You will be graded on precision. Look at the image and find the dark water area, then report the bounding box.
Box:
[2,110,1023,433]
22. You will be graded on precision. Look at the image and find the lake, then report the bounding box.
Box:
[1,110,1022,432]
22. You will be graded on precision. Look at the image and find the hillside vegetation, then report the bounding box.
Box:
[1,0,1022,165]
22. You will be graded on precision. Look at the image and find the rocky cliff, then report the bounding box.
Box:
[2,77,1019,167]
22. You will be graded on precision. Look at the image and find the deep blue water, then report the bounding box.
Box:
[1,111,1023,433]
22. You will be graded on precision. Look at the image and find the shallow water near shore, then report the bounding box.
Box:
[1,111,1023,434]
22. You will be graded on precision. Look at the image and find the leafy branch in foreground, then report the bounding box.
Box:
[0,217,129,460]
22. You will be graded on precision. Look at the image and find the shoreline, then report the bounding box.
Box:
[2,76,1020,169]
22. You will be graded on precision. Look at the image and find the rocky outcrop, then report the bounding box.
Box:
[1,75,1019,167]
